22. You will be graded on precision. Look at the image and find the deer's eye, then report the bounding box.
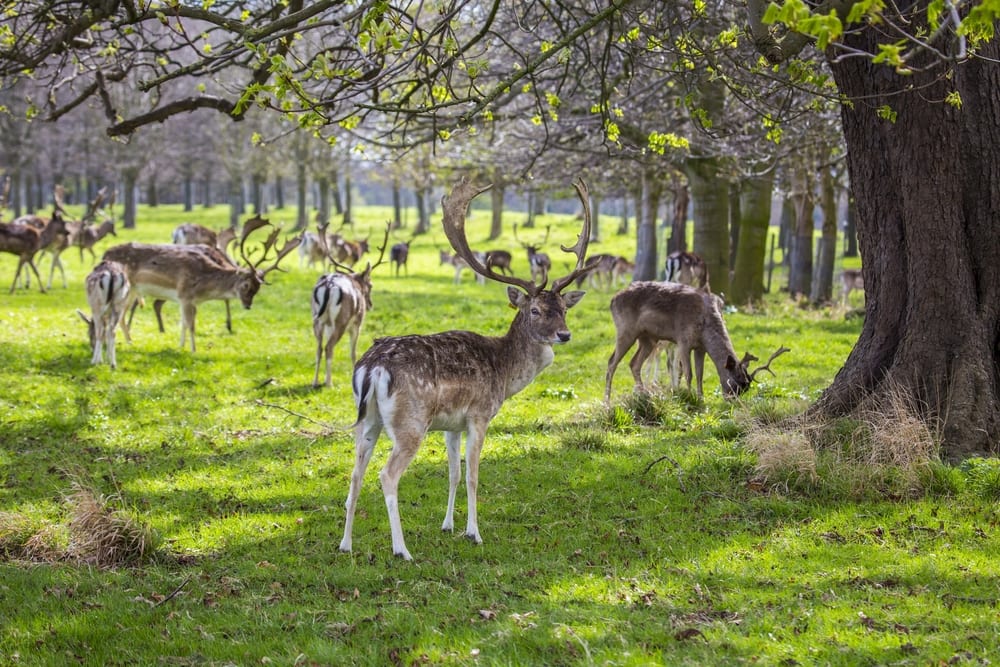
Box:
[530,307,541,316]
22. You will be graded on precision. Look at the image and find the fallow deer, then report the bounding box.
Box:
[439,248,486,285]
[513,223,552,285]
[484,249,513,276]
[311,226,389,388]
[0,210,68,294]
[77,260,130,369]
[606,281,788,401]
[646,250,711,388]
[389,241,410,277]
[841,268,864,306]
[104,216,300,352]
[339,178,595,561]
[160,222,239,334]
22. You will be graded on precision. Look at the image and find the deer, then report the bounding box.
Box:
[67,187,118,263]
[605,281,789,402]
[10,213,71,290]
[76,260,130,369]
[439,248,486,285]
[575,253,619,289]
[841,268,864,306]
[645,250,712,388]
[339,178,595,561]
[389,240,410,277]
[611,256,634,286]
[484,249,513,276]
[104,216,300,352]
[514,223,552,284]
[154,222,240,334]
[0,209,68,294]
[312,227,389,388]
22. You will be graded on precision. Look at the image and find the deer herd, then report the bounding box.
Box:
[1,178,834,559]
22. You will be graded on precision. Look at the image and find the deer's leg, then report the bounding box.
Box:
[180,301,197,352]
[668,346,679,390]
[463,421,489,544]
[91,314,105,365]
[605,335,636,401]
[628,336,656,392]
[441,431,462,533]
[312,324,325,389]
[675,344,692,391]
[108,309,118,369]
[693,349,706,397]
[339,418,382,555]
[153,299,166,333]
[378,423,425,560]
[324,328,338,389]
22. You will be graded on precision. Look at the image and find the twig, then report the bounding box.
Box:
[641,455,687,493]
[154,576,191,607]
[253,399,332,429]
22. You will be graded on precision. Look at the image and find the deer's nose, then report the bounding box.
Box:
[557,331,571,343]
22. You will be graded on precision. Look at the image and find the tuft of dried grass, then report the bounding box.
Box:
[744,422,818,484]
[853,384,939,469]
[66,484,158,568]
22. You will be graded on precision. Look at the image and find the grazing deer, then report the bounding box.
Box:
[160,222,239,334]
[299,230,331,269]
[339,178,594,561]
[0,210,68,294]
[10,213,71,290]
[389,241,410,277]
[611,256,634,286]
[606,281,788,401]
[312,229,389,388]
[77,260,130,368]
[104,216,300,352]
[330,234,369,266]
[841,268,864,306]
[514,224,552,284]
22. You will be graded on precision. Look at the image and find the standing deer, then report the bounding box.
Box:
[312,227,389,388]
[841,268,864,306]
[77,260,130,368]
[439,248,486,285]
[0,209,68,294]
[389,240,410,277]
[484,249,513,276]
[104,216,300,352]
[514,224,552,284]
[339,178,594,561]
[606,281,788,401]
[159,222,239,334]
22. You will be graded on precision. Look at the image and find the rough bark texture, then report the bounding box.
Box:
[686,156,731,296]
[731,170,774,305]
[815,11,1000,460]
[633,168,662,281]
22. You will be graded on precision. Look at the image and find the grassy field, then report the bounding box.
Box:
[1,202,998,666]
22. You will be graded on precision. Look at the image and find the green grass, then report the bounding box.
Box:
[1,204,998,665]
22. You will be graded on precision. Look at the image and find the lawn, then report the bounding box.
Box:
[1,202,997,666]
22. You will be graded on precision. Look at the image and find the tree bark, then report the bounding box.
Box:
[815,18,1000,460]
[810,166,838,304]
[632,168,661,281]
[686,157,731,295]
[787,166,813,298]
[490,183,504,240]
[731,168,774,305]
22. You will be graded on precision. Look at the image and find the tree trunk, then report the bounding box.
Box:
[843,196,859,258]
[415,187,430,234]
[342,174,352,226]
[295,162,308,231]
[316,176,330,226]
[589,192,601,242]
[632,168,662,281]
[787,167,813,298]
[490,183,504,240]
[810,166,838,304]
[815,15,1000,460]
[392,178,403,230]
[669,173,688,253]
[183,176,194,212]
[686,157,731,295]
[731,168,774,305]
[122,168,138,229]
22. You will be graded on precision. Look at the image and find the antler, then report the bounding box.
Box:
[551,179,595,293]
[82,187,108,223]
[53,184,67,215]
[750,346,791,381]
[368,222,391,272]
[442,178,540,295]
[238,215,273,265]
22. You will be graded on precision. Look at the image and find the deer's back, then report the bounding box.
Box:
[610,281,709,343]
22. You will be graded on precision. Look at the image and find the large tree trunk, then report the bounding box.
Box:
[815,16,1000,460]
[810,165,838,304]
[731,168,774,305]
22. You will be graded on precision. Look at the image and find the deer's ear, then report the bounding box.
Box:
[725,354,738,371]
[507,286,528,309]
[562,290,585,309]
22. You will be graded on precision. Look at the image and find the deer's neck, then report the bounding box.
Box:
[499,313,556,398]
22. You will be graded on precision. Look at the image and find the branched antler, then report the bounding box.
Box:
[750,346,791,381]
[551,179,594,294]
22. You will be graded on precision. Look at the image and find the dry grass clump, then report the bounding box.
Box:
[66,484,159,567]
[0,484,159,568]
[740,384,941,497]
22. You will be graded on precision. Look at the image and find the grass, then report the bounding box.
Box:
[1,203,998,665]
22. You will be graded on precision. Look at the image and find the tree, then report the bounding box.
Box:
[750,0,1000,458]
